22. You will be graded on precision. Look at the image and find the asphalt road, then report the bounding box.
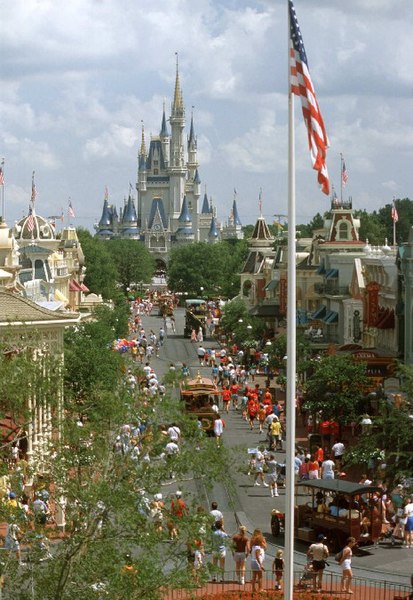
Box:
[144,306,412,587]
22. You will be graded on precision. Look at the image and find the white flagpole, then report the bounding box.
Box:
[393,197,397,247]
[1,159,4,221]
[285,2,297,598]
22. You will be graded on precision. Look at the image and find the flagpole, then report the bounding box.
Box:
[285,3,297,598]
[340,153,343,203]
[393,197,396,247]
[0,159,5,222]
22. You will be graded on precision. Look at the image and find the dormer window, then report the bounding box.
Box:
[338,221,349,240]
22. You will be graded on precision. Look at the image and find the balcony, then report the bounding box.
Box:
[314,283,349,296]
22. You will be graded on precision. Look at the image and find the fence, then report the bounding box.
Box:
[163,569,412,599]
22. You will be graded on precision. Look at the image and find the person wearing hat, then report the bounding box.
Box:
[307,534,329,592]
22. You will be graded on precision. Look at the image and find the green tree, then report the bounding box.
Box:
[76,228,118,299]
[377,198,413,244]
[355,209,387,245]
[1,311,230,599]
[297,212,324,238]
[304,355,370,426]
[167,240,248,298]
[220,298,265,346]
[106,239,155,293]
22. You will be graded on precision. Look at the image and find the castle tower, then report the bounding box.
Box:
[169,55,186,219]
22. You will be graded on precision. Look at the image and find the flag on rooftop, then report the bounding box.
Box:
[0,161,4,186]
[68,199,75,218]
[27,206,34,232]
[289,0,330,195]
[342,159,349,187]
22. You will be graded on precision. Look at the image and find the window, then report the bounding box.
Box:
[338,221,349,240]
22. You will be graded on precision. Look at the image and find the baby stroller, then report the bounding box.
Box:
[379,517,404,547]
[296,562,315,589]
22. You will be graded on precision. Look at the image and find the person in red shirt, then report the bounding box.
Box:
[167,491,187,539]
[222,387,231,414]
[230,382,240,409]
[247,397,259,430]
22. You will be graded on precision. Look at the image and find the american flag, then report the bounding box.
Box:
[392,202,399,223]
[68,200,75,218]
[27,206,34,232]
[31,171,37,202]
[289,0,330,195]
[342,160,349,187]
[0,165,4,186]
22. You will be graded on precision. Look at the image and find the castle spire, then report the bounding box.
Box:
[140,121,146,156]
[160,100,168,137]
[172,52,184,116]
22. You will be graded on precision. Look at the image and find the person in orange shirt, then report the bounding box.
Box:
[247,397,259,430]
[314,445,324,468]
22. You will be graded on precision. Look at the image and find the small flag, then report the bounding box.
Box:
[27,206,34,232]
[31,171,37,202]
[258,188,263,214]
[391,202,399,223]
[342,160,349,187]
[289,0,330,195]
[61,209,64,222]
[0,165,4,186]
[234,188,237,195]
[68,199,75,218]
[104,185,109,201]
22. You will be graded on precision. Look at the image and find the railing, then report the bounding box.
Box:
[163,569,411,599]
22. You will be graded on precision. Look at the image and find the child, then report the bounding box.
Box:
[273,549,284,590]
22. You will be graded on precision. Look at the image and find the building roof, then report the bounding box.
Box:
[0,291,79,326]
[251,217,274,241]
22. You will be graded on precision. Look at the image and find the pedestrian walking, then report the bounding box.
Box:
[307,534,329,592]
[253,449,268,487]
[197,345,206,366]
[250,529,266,592]
[337,536,356,594]
[197,327,203,343]
[213,415,225,447]
[211,521,228,582]
[232,525,250,585]
[265,454,279,497]
[273,548,284,590]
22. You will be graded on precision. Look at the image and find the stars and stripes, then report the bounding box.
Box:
[391,201,399,223]
[289,0,330,195]
[68,199,75,218]
[342,159,349,187]
[27,206,34,232]
[0,165,4,186]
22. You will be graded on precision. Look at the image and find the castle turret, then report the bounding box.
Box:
[169,55,186,217]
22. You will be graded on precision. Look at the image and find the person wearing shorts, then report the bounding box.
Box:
[403,498,413,548]
[307,534,329,592]
[232,525,250,585]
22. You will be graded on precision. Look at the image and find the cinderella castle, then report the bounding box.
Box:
[95,61,243,270]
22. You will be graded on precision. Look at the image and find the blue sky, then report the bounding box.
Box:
[1,0,412,232]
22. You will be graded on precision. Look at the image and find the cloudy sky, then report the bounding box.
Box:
[1,0,412,232]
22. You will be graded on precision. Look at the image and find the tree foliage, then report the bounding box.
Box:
[106,239,155,293]
[219,298,265,345]
[167,240,248,298]
[76,228,118,299]
[304,355,370,425]
[1,309,230,599]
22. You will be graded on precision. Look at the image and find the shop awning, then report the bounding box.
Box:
[325,268,339,279]
[376,308,395,329]
[316,262,326,275]
[69,279,82,292]
[312,304,327,319]
[80,283,90,292]
[55,289,69,304]
[324,310,338,324]
[265,280,279,292]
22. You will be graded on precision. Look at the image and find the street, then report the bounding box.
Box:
[144,306,412,587]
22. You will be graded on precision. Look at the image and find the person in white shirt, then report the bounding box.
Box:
[403,498,413,548]
[213,416,224,447]
[331,440,345,469]
[167,424,181,442]
[321,455,335,480]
